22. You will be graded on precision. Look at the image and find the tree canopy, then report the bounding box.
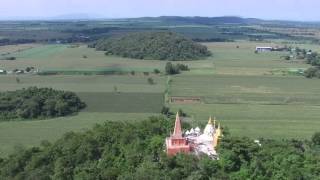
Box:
[304,52,320,78]
[94,31,212,61]
[0,116,319,179]
[0,87,86,120]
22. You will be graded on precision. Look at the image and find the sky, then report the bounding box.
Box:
[0,0,319,21]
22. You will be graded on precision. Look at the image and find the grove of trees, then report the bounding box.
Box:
[93,31,212,61]
[0,87,86,120]
[165,62,190,75]
[304,52,320,78]
[0,116,319,179]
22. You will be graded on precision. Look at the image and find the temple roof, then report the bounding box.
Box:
[173,112,182,138]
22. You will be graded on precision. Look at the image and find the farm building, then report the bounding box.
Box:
[170,96,202,104]
[165,112,222,159]
[256,46,273,52]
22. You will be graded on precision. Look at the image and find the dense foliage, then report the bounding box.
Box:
[304,52,320,78]
[94,31,211,61]
[0,87,86,120]
[165,62,190,75]
[0,116,319,179]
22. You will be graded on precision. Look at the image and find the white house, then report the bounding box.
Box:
[256,47,273,52]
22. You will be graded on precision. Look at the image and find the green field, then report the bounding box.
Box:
[168,42,319,140]
[79,92,163,113]
[0,75,166,157]
[0,75,166,92]
[0,41,319,157]
[169,75,320,139]
[0,44,167,72]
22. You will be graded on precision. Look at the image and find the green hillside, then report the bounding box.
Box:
[94,31,211,61]
[0,117,319,179]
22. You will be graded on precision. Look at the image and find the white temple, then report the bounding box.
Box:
[184,117,222,159]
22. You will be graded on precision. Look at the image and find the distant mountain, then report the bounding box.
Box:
[1,15,318,27]
[48,13,104,20]
[132,16,264,25]
[128,16,320,27]
[0,13,105,21]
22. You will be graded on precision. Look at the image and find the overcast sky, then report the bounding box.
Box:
[0,0,319,21]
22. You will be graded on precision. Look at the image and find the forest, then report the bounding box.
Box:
[0,87,86,120]
[0,116,319,179]
[93,31,212,61]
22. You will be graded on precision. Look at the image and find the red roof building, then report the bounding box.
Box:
[165,112,191,156]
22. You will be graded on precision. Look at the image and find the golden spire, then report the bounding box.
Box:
[208,116,213,124]
[213,117,216,127]
[216,123,222,137]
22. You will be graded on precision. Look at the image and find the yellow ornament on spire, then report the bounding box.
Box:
[208,116,213,124]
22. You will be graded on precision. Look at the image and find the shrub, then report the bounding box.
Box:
[176,63,190,71]
[153,69,161,74]
[312,132,320,145]
[304,67,318,78]
[0,57,16,60]
[147,77,155,85]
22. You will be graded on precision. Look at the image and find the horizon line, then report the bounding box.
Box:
[0,15,319,23]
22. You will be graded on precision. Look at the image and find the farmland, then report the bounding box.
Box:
[168,42,320,139]
[169,75,320,139]
[0,74,165,156]
[0,37,320,157]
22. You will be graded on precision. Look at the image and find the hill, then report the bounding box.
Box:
[94,31,212,61]
[0,116,319,179]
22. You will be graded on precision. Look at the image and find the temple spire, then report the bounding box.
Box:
[173,112,182,137]
[216,123,222,137]
[213,117,216,127]
[208,116,213,124]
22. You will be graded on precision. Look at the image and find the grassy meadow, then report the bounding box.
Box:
[0,74,166,157]
[0,40,319,157]
[168,42,320,140]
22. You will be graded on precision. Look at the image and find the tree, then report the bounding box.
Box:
[165,62,180,75]
[304,67,318,78]
[25,67,32,72]
[176,63,189,71]
[16,77,20,84]
[284,55,291,60]
[147,77,155,85]
[161,106,170,116]
[178,109,187,117]
[153,69,160,74]
[312,132,320,145]
[113,86,118,93]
